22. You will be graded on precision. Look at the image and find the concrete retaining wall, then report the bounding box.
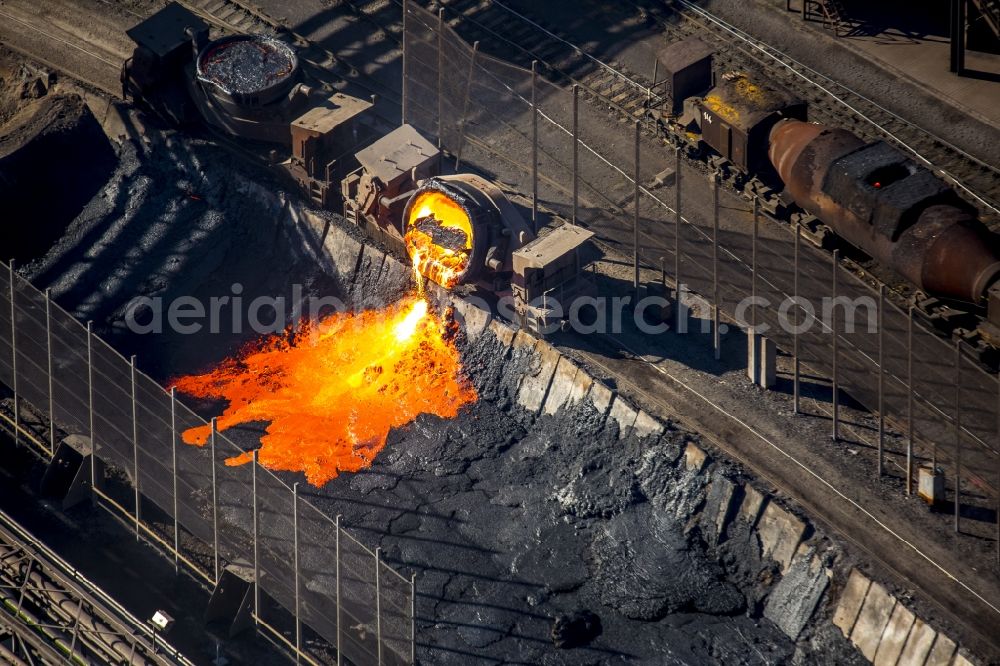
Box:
[832,567,975,666]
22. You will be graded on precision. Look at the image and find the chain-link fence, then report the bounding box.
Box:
[0,261,415,666]
[402,1,1000,566]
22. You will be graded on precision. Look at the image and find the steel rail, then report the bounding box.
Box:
[579,332,1000,642]
[482,0,644,93]
[672,0,1000,214]
[676,0,997,175]
[0,507,194,665]
[426,22,1000,459]
[445,76,1000,475]
[0,9,122,69]
[398,0,651,124]
[0,405,323,666]
[0,9,122,97]
[426,0,1000,214]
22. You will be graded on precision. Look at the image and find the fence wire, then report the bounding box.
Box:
[402,1,1000,566]
[0,258,415,665]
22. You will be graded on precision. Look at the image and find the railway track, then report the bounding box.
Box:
[0,0,133,97]
[1,0,993,354]
[384,0,1000,217]
[136,0,1000,225]
[657,0,1000,216]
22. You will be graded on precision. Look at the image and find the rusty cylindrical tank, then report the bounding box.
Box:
[769,119,1000,303]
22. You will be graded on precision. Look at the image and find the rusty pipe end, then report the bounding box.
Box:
[768,120,866,208]
[910,206,1000,303]
[767,118,824,180]
[972,261,1000,303]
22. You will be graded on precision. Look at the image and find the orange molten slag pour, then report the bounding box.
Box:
[404,190,473,289]
[173,296,478,486]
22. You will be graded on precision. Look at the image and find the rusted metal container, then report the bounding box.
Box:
[657,37,713,114]
[769,119,1000,303]
[401,175,535,288]
[697,74,806,173]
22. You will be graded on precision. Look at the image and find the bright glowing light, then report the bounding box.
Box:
[173,295,477,486]
[394,299,428,342]
[405,191,474,288]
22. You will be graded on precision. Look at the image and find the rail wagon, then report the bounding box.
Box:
[696,73,806,175]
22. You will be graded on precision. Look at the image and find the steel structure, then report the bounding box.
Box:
[401,0,1000,572]
[0,507,192,666]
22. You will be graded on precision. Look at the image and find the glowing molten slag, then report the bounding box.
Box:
[404,190,473,288]
[173,296,477,486]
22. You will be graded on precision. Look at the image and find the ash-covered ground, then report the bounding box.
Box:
[318,319,863,665]
[9,105,868,664]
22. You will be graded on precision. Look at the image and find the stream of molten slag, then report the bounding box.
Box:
[173,295,478,486]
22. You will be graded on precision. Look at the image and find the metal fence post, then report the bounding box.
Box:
[44,289,54,456]
[712,172,720,360]
[673,148,682,331]
[633,120,641,301]
[375,547,383,666]
[293,482,301,663]
[87,321,95,499]
[793,225,800,414]
[131,355,140,540]
[649,59,657,104]
[410,572,416,665]
[401,0,408,124]
[437,8,444,149]
[572,84,579,226]
[9,260,17,448]
[454,41,479,171]
[954,341,961,534]
[211,417,219,583]
[336,514,342,666]
[751,198,758,331]
[170,387,179,573]
[531,60,538,232]
[252,450,260,630]
[831,250,840,441]
[877,284,885,477]
[907,307,914,495]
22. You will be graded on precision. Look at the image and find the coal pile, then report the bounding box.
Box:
[0,65,116,262]
[295,321,864,665]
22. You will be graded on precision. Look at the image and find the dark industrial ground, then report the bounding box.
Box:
[0,439,290,664]
[0,0,999,663]
[0,51,874,664]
